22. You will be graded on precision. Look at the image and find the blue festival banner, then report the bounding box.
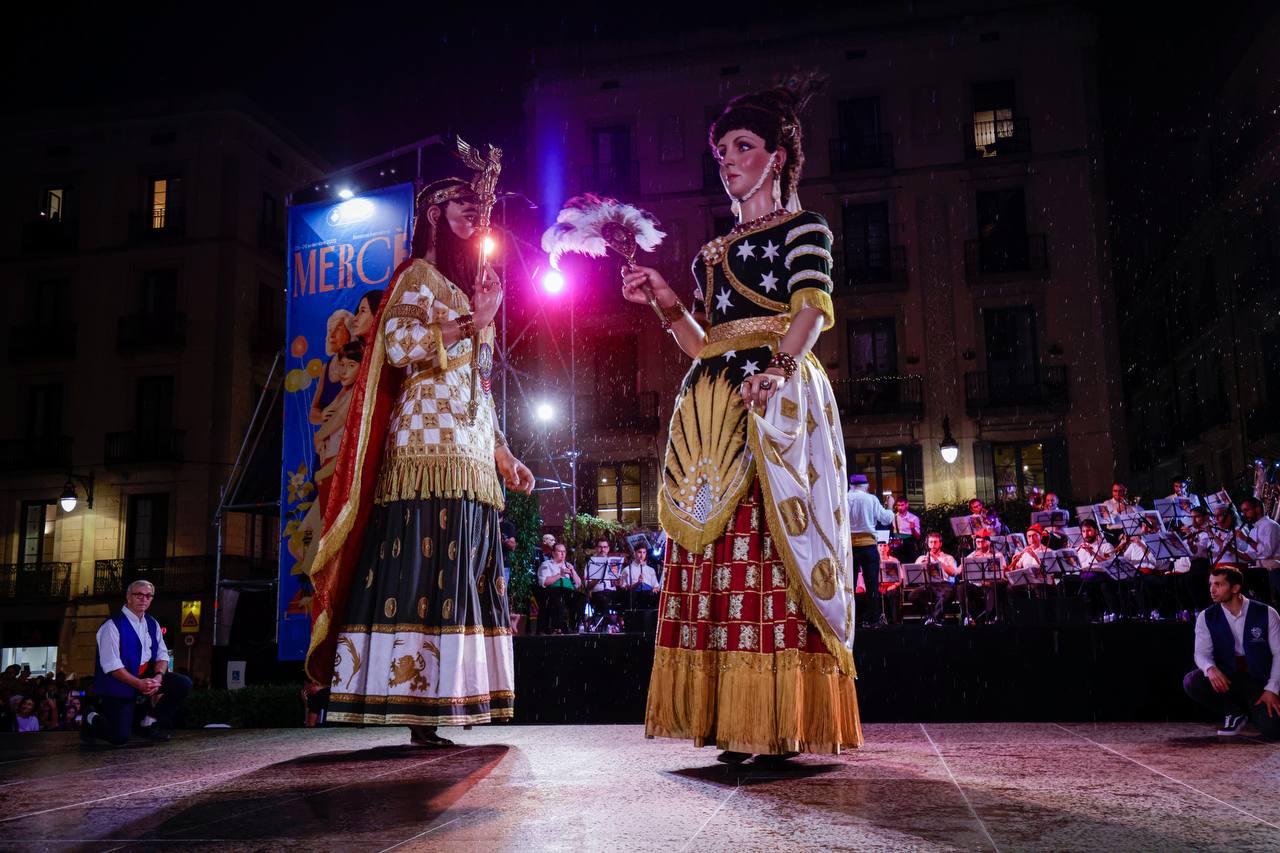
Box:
[278,183,414,660]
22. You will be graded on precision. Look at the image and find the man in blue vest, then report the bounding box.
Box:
[1183,567,1280,738]
[83,580,191,745]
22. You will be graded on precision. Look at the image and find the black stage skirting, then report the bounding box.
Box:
[512,622,1201,725]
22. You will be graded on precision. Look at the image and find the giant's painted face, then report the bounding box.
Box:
[443,199,479,240]
[714,128,776,201]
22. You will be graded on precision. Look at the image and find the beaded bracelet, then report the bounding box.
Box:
[768,351,798,379]
[656,300,688,331]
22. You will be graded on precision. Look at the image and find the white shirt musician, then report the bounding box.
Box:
[1075,524,1116,570]
[1011,527,1052,570]
[892,500,921,539]
[1165,479,1201,514]
[1101,483,1140,525]
[1240,498,1280,568]
[963,538,1008,579]
[914,536,959,584]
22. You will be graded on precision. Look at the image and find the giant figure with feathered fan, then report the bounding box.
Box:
[613,73,863,764]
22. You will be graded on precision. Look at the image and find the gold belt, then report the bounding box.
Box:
[403,350,474,389]
[700,315,788,358]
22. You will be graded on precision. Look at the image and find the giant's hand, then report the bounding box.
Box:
[472,271,503,328]
[620,265,673,306]
[496,448,535,494]
[740,369,787,411]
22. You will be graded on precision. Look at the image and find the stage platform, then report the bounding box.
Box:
[2,723,1278,851]
[512,621,1201,724]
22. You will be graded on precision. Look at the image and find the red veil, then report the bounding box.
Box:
[303,259,416,685]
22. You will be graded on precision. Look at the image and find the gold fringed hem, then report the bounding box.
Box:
[373,455,505,510]
[789,287,835,330]
[748,391,857,679]
[644,647,862,755]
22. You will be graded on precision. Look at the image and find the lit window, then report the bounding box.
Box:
[596,462,643,525]
[43,188,64,221]
[992,442,1045,502]
[151,179,168,229]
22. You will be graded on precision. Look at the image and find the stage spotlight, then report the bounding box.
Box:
[338,187,354,199]
[541,270,566,295]
[483,235,497,257]
[534,402,556,423]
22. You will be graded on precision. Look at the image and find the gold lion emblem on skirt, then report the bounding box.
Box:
[421,537,433,558]
[388,638,440,691]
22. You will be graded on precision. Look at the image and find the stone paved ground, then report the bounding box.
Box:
[1,723,1278,851]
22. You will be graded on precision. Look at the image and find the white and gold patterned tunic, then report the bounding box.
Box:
[377,259,503,510]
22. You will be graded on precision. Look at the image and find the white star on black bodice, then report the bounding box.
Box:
[714,289,733,312]
[735,240,756,261]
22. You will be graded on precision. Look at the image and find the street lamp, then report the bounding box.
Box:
[58,471,95,513]
[939,415,960,465]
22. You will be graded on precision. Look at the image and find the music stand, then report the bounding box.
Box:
[950,516,979,538]
[1032,510,1070,529]
[1206,490,1232,514]
[962,557,1003,585]
[1145,532,1190,563]
[1101,556,1137,582]
[1065,526,1084,548]
[1154,498,1192,531]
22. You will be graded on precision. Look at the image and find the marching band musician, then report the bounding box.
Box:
[966,498,1009,537]
[1009,524,1053,581]
[1122,514,1175,619]
[966,529,1009,624]
[1166,477,1201,511]
[908,532,962,626]
[875,540,903,624]
[1240,497,1280,605]
[1100,482,1141,531]
[889,496,923,564]
[1174,505,1215,616]
[1076,519,1121,621]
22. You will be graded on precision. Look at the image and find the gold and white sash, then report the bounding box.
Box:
[748,356,855,676]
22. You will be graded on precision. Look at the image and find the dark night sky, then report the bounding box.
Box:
[5,1,1267,259]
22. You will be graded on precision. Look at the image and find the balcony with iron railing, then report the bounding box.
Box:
[104,429,184,466]
[21,217,78,255]
[964,366,1069,415]
[829,133,894,173]
[9,322,76,362]
[832,375,924,419]
[117,312,187,353]
[0,435,72,471]
[94,556,210,597]
[576,392,660,432]
[964,234,1049,280]
[580,161,639,197]
[0,562,72,602]
[844,245,908,292]
[128,207,187,241]
[965,117,1032,160]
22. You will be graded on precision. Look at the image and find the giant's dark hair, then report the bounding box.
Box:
[708,75,824,207]
[410,200,479,290]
